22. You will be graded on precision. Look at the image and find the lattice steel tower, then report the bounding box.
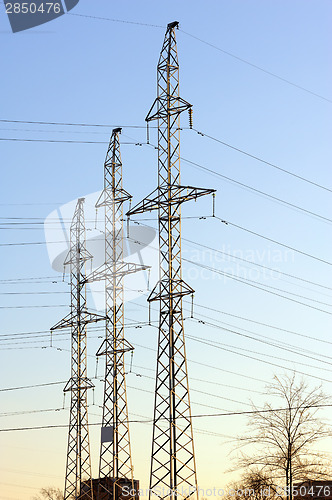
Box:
[127,22,215,500]
[52,198,104,500]
[86,128,148,500]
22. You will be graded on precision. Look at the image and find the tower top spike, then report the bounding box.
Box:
[113,127,122,134]
[167,21,179,29]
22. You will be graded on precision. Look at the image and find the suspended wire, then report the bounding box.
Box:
[183,237,332,291]
[0,127,120,135]
[187,319,332,369]
[179,31,332,104]
[215,217,332,266]
[180,155,332,223]
[26,9,329,103]
[188,301,332,346]
[0,381,65,392]
[0,119,150,128]
[184,258,332,315]
[67,12,164,28]
[131,304,332,383]
[129,215,332,266]
[184,129,332,193]
[1,118,330,195]
[1,404,331,432]
[125,227,332,313]
[185,334,332,384]
[0,138,140,145]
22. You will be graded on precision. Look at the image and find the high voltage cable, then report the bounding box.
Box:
[1,404,331,432]
[0,266,329,314]
[182,237,332,291]
[0,381,65,392]
[2,313,331,364]
[0,127,119,135]
[7,332,330,387]
[1,298,330,364]
[215,217,332,266]
[1,228,331,292]
[184,258,332,314]
[125,228,332,311]
[47,11,332,103]
[67,12,164,28]
[187,319,332,369]
[130,217,332,266]
[185,129,332,193]
[0,367,264,396]
[2,215,330,268]
[179,31,332,104]
[0,119,149,128]
[183,254,332,307]
[1,264,330,311]
[131,304,332,383]
[0,137,139,145]
[185,334,332,384]
[2,319,330,371]
[187,302,332,346]
[180,155,332,222]
[1,118,331,195]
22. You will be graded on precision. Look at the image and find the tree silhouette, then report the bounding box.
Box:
[233,373,331,500]
[32,487,63,500]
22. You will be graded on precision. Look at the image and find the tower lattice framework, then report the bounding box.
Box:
[127,22,215,500]
[52,198,104,500]
[86,128,148,500]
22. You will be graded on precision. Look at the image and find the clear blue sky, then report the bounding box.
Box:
[0,1,331,499]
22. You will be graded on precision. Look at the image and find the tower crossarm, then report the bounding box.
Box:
[84,261,149,284]
[126,185,215,216]
[51,310,106,331]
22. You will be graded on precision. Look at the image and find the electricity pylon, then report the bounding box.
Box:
[52,198,105,500]
[85,128,148,500]
[127,22,216,500]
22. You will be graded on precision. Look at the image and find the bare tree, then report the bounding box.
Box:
[225,470,282,499]
[32,487,63,500]
[233,373,331,500]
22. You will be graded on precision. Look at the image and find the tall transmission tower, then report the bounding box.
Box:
[86,128,148,500]
[127,22,216,500]
[52,198,105,500]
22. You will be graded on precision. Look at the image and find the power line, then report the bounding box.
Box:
[67,12,164,28]
[181,155,332,222]
[1,404,331,432]
[0,119,148,128]
[126,227,332,338]
[187,301,332,347]
[184,257,332,315]
[0,381,65,392]
[0,305,67,309]
[33,9,331,103]
[131,304,332,383]
[185,301,332,347]
[0,137,140,145]
[185,129,332,193]
[2,296,330,366]
[215,217,332,266]
[179,31,332,104]
[187,319,332,369]
[130,215,332,266]
[126,227,332,312]
[186,334,332,384]
[183,237,332,291]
